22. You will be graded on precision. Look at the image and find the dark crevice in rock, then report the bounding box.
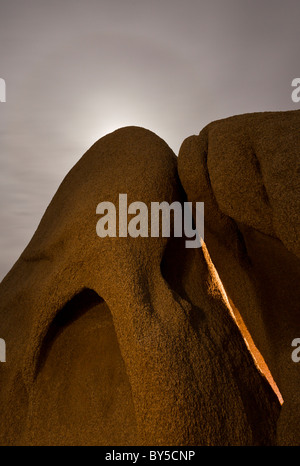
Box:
[35,288,103,377]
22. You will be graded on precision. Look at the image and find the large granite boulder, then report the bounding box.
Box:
[0,127,279,445]
[178,110,300,445]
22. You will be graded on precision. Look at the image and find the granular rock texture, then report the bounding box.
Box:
[0,126,279,445]
[178,110,300,446]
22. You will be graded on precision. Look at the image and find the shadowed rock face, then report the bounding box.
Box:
[0,126,279,446]
[178,110,300,446]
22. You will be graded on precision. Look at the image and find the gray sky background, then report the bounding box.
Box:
[0,0,299,280]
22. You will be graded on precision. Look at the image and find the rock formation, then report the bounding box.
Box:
[178,110,300,446]
[0,126,279,445]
